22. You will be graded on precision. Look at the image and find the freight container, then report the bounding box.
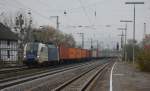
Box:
[80,49,83,59]
[97,49,101,58]
[59,46,92,62]
[68,48,77,59]
[82,49,86,58]
[91,50,97,58]
[86,50,90,58]
[76,48,82,59]
[59,46,69,60]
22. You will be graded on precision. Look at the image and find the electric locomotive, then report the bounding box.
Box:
[23,42,59,66]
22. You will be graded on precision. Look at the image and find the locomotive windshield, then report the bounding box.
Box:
[26,43,39,55]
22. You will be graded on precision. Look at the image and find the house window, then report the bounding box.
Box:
[0,41,2,50]
[7,40,10,46]
[7,50,10,58]
[0,41,1,61]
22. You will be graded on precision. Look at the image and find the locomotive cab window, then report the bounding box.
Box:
[41,47,44,52]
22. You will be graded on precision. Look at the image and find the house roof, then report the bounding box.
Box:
[0,23,18,41]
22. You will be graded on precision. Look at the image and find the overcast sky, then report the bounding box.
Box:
[0,0,150,49]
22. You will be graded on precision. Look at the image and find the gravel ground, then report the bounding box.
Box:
[0,68,47,80]
[60,64,104,91]
[86,64,111,91]
[1,60,106,91]
[84,60,150,91]
[113,61,150,91]
[30,61,102,91]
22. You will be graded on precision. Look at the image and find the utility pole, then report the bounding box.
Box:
[120,20,132,62]
[51,16,59,30]
[116,42,119,51]
[97,40,99,57]
[56,16,59,30]
[143,23,146,45]
[144,23,146,39]
[118,30,125,61]
[97,40,99,50]
[77,33,84,49]
[91,38,93,50]
[125,1,144,64]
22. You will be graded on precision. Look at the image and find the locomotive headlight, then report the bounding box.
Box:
[37,56,40,58]
[24,55,26,58]
[36,55,40,61]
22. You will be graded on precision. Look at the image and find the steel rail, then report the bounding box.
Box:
[52,61,111,91]
[0,60,100,90]
[80,61,113,91]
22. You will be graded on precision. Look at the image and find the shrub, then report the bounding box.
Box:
[137,49,150,72]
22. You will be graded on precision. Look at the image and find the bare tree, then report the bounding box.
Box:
[32,25,76,47]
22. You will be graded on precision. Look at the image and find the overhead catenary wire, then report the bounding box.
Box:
[34,0,106,12]
[2,0,19,9]
[17,0,51,19]
[4,0,51,21]
[1,0,104,25]
[77,0,92,25]
[1,0,109,29]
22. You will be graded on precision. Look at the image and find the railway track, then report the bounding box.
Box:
[0,61,95,80]
[0,66,28,74]
[0,66,50,80]
[0,60,103,90]
[52,61,113,91]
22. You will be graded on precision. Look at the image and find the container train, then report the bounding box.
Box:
[23,42,118,66]
[23,42,99,66]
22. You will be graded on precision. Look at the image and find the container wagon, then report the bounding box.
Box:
[23,42,92,66]
[23,42,59,66]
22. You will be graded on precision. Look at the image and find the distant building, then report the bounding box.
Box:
[143,34,150,49]
[0,23,18,64]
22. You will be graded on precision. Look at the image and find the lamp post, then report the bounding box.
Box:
[120,20,132,62]
[125,1,144,64]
